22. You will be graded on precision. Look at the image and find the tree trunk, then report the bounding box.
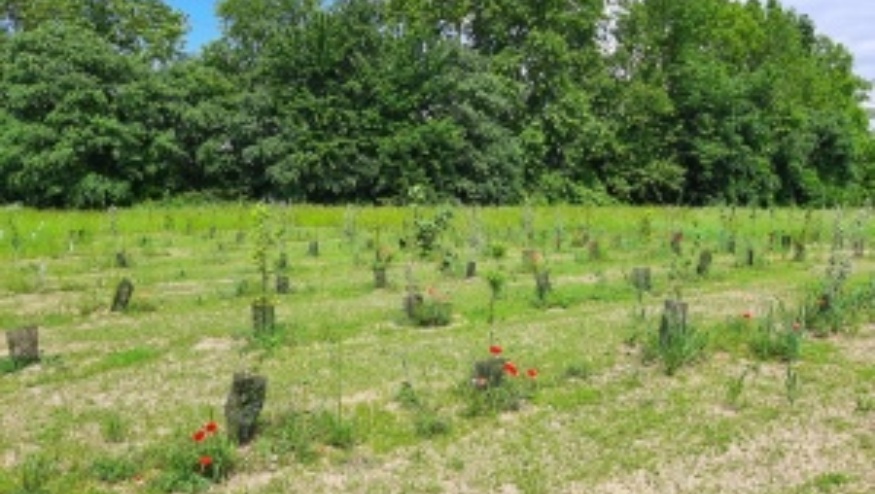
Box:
[111,278,134,312]
[276,275,290,294]
[6,326,39,365]
[224,372,267,445]
[659,300,688,348]
[373,267,387,289]
[631,267,652,292]
[251,300,275,334]
[465,261,477,279]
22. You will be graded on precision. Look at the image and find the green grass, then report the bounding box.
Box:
[0,204,873,493]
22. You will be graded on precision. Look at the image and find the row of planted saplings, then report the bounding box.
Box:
[203,220,874,336]
[272,220,868,320]
[374,225,846,301]
[2,276,137,371]
[383,240,711,330]
[2,323,268,483]
[668,228,867,274]
[74,224,875,339]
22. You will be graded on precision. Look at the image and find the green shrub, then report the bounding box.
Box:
[414,208,453,257]
[268,410,356,463]
[90,455,138,484]
[13,454,54,494]
[150,421,235,493]
[408,288,453,327]
[749,325,802,362]
[414,412,452,438]
[461,346,539,416]
[643,302,706,375]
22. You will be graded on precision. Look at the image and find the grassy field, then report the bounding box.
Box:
[1,203,874,494]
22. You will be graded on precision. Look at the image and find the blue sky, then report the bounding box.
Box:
[168,0,875,84]
[782,0,875,84]
[166,0,220,53]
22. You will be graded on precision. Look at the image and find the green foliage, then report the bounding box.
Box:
[0,0,872,207]
[10,454,54,494]
[0,24,141,207]
[0,0,185,61]
[802,251,854,335]
[485,269,507,298]
[749,323,802,362]
[808,472,852,492]
[644,302,707,375]
[372,244,395,270]
[462,347,539,416]
[394,381,422,410]
[609,0,871,206]
[647,326,707,376]
[151,422,235,493]
[413,208,454,257]
[563,362,592,381]
[785,362,801,405]
[251,204,273,302]
[267,410,356,463]
[488,243,507,260]
[724,365,756,409]
[90,454,138,484]
[0,357,21,375]
[98,412,128,444]
[485,267,507,325]
[413,411,451,439]
[394,382,452,438]
[407,288,453,327]
[2,204,875,491]
[459,381,523,417]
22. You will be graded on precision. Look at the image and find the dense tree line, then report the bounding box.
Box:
[0,0,872,208]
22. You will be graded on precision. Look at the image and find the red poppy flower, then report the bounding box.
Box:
[199,455,213,468]
[489,345,502,356]
[192,429,207,442]
[503,361,519,377]
[526,368,538,379]
[204,421,219,433]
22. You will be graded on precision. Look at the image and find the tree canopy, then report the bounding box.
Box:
[0,0,872,207]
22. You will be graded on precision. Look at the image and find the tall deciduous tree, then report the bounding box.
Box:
[1,0,185,62]
[609,0,872,205]
[1,0,872,207]
[0,24,146,206]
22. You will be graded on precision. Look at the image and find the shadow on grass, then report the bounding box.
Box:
[0,356,38,375]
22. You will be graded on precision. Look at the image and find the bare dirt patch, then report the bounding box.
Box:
[589,417,873,494]
[831,324,875,364]
[194,337,237,352]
